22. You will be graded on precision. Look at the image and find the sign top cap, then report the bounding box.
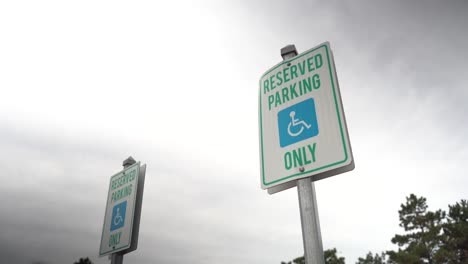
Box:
[280,44,298,59]
[123,156,136,167]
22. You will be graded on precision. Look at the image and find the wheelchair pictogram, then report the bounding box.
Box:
[278,98,319,148]
[287,111,312,137]
[113,208,123,226]
[110,201,127,231]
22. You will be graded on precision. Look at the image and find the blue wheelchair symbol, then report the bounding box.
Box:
[278,98,319,148]
[110,201,127,231]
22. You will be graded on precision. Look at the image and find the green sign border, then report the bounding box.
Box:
[259,43,349,187]
[99,162,140,256]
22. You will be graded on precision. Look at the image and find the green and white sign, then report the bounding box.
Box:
[99,162,140,256]
[258,42,354,190]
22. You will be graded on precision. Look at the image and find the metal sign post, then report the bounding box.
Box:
[297,178,324,264]
[282,45,325,264]
[110,251,124,264]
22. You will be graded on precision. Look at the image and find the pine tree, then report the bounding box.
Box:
[324,248,345,264]
[441,200,468,263]
[356,252,387,264]
[285,195,467,264]
[73,257,93,264]
[386,194,445,264]
[280,248,345,264]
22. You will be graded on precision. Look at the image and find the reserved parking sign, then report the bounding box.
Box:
[258,42,354,191]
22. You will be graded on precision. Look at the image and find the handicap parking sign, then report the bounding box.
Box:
[278,98,319,147]
[110,201,127,231]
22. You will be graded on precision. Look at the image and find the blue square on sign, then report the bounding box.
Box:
[110,201,127,231]
[278,98,319,148]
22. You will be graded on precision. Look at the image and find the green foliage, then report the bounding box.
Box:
[293,256,304,264]
[73,257,93,264]
[280,255,304,264]
[281,248,344,264]
[325,248,345,264]
[441,199,468,263]
[283,195,468,264]
[356,252,387,264]
[387,194,446,264]
[385,194,468,264]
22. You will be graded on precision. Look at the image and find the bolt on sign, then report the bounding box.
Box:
[100,162,140,256]
[258,42,354,191]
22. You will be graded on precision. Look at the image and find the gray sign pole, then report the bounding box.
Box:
[109,156,137,264]
[281,45,325,264]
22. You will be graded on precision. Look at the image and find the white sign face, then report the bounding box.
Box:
[259,42,354,190]
[100,162,140,256]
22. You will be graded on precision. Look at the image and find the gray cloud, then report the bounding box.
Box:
[0,119,302,264]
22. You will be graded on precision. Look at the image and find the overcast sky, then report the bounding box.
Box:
[1,0,467,263]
